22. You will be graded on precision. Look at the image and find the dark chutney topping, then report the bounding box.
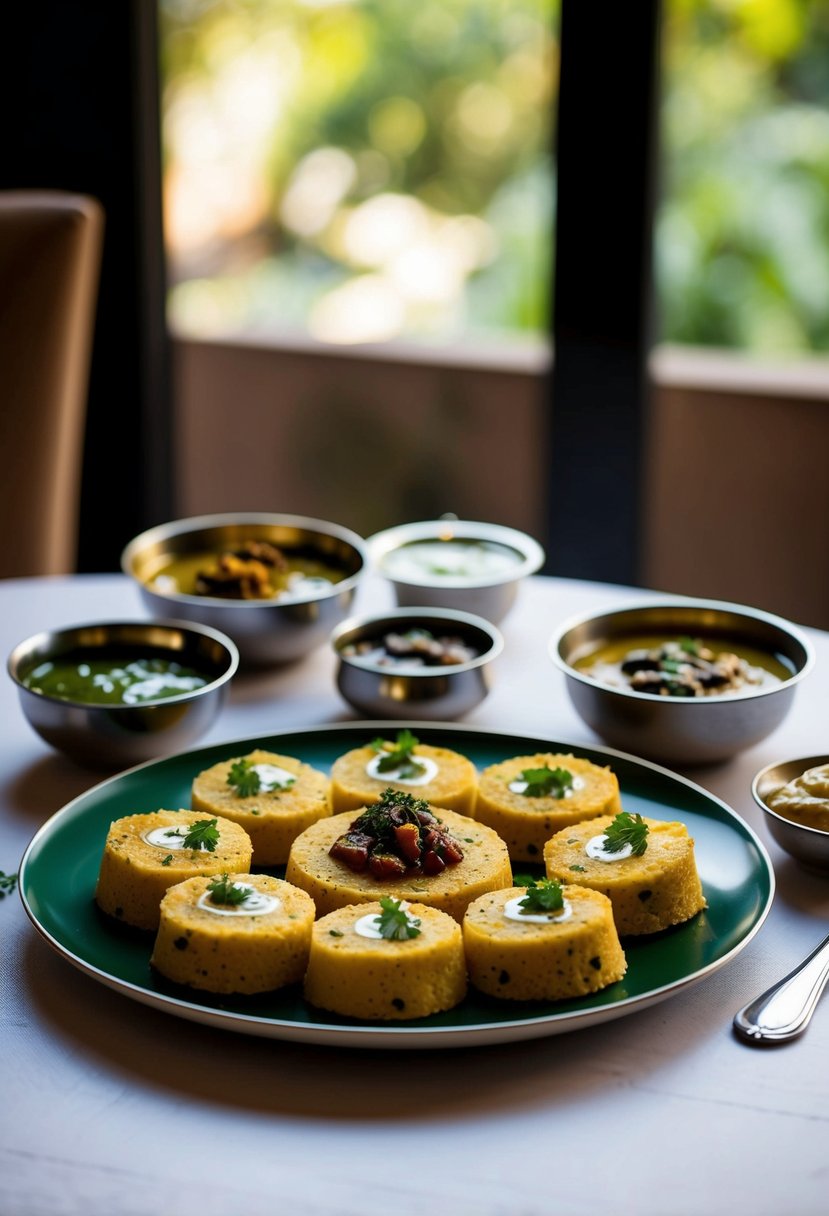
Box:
[328,788,464,880]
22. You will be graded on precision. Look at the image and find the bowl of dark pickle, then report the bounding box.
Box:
[332,607,503,720]
[550,598,814,765]
[8,619,238,769]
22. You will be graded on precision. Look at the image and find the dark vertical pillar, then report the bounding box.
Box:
[545,0,662,585]
[0,1,172,572]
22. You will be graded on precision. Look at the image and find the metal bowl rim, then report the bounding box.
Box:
[548,596,815,706]
[120,512,370,608]
[331,606,504,674]
[367,519,545,589]
[7,618,240,711]
[751,753,829,840]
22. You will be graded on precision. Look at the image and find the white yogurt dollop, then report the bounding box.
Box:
[354,901,421,939]
[365,753,438,786]
[143,824,215,852]
[585,834,633,863]
[508,774,584,797]
[249,763,296,792]
[503,895,573,925]
[383,539,521,582]
[196,884,280,917]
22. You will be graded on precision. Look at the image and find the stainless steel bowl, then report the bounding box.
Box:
[550,598,814,766]
[752,755,829,873]
[332,607,503,720]
[121,513,369,666]
[367,519,545,624]
[8,619,238,770]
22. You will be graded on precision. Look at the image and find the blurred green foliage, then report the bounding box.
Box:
[160,0,829,353]
[659,0,829,353]
[160,0,557,343]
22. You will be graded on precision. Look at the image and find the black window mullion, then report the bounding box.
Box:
[544,0,662,586]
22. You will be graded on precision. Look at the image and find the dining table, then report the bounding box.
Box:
[2,569,828,1216]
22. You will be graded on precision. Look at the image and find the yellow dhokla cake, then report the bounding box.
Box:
[329,733,477,815]
[150,873,315,994]
[463,883,626,1001]
[543,813,706,936]
[191,749,330,865]
[285,796,512,922]
[95,809,253,931]
[473,752,623,861]
[303,900,467,1020]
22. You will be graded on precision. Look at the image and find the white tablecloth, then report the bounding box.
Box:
[2,573,828,1216]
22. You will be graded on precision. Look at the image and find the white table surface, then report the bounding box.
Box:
[2,572,828,1216]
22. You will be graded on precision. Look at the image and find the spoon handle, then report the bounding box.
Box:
[734,932,829,1044]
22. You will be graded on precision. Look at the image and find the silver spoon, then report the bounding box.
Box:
[733,931,829,1044]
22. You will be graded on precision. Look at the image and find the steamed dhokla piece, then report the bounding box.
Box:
[95,809,253,931]
[329,731,477,815]
[463,882,626,1001]
[285,793,512,922]
[473,752,622,861]
[191,749,330,865]
[304,899,467,1020]
[150,872,315,994]
[543,812,706,936]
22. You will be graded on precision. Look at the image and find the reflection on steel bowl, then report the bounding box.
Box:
[551,598,814,766]
[121,513,369,666]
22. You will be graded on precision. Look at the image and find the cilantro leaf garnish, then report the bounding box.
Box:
[0,870,18,900]
[601,811,649,856]
[518,765,574,799]
[376,896,421,940]
[207,873,251,905]
[161,854,173,867]
[517,877,565,914]
[371,730,427,779]
[678,636,700,656]
[227,758,261,797]
[182,818,220,852]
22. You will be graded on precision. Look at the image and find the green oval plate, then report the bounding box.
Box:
[20,722,773,1049]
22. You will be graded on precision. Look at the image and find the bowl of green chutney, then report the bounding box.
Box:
[8,619,239,769]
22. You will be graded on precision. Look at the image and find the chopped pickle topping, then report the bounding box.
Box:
[328,788,464,879]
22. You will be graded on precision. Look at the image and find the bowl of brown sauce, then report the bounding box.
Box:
[550,598,814,765]
[121,513,369,666]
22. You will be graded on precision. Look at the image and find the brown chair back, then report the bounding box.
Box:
[0,190,104,577]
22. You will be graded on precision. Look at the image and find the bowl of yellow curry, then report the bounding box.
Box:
[752,755,829,873]
[121,513,369,666]
[550,597,814,766]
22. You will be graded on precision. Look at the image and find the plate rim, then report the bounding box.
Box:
[19,720,776,1050]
